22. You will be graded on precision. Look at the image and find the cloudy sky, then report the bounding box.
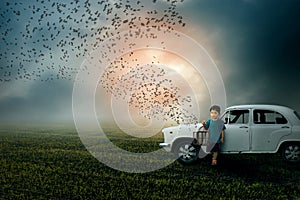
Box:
[0,0,300,124]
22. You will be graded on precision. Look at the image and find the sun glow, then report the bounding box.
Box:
[97,48,210,127]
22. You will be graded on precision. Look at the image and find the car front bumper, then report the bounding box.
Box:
[159,142,170,147]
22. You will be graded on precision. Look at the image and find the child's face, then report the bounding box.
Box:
[210,109,220,120]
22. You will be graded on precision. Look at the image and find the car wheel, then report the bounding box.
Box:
[173,140,200,165]
[281,143,300,163]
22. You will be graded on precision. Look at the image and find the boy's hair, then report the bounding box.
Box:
[210,105,221,114]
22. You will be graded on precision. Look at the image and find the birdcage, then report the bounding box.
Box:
[192,126,208,146]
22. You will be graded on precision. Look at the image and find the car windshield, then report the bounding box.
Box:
[294,111,300,121]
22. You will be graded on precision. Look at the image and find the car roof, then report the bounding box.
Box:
[225,104,294,112]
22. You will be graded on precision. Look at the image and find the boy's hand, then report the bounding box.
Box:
[220,138,224,144]
[201,120,208,130]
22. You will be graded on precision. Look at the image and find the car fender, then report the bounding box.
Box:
[275,138,300,153]
[170,136,195,152]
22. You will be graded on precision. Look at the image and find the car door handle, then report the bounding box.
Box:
[281,126,290,129]
[239,126,248,128]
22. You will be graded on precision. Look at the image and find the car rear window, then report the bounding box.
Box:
[253,109,288,124]
[294,111,300,120]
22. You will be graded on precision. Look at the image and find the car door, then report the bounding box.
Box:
[251,109,292,151]
[221,109,250,152]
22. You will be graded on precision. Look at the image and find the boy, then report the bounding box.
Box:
[201,105,225,166]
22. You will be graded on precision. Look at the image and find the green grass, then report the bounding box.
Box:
[0,125,299,199]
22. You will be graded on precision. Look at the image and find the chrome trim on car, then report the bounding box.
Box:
[159,143,170,147]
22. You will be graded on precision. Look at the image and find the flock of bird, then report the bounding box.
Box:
[0,0,186,82]
[100,56,198,124]
[0,0,199,124]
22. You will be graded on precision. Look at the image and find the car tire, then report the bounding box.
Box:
[281,143,300,163]
[173,139,200,165]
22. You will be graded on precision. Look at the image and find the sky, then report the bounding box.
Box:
[0,0,300,125]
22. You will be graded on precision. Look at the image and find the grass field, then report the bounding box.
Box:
[0,124,299,199]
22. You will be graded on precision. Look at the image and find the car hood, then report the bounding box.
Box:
[163,123,203,132]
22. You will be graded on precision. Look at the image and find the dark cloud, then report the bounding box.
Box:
[182,0,300,111]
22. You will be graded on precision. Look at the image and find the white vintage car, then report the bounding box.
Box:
[159,104,300,164]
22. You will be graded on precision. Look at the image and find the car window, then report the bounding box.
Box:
[253,109,288,124]
[294,111,300,121]
[222,110,249,124]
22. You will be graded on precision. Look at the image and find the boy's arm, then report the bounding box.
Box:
[201,120,208,130]
[220,130,225,143]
